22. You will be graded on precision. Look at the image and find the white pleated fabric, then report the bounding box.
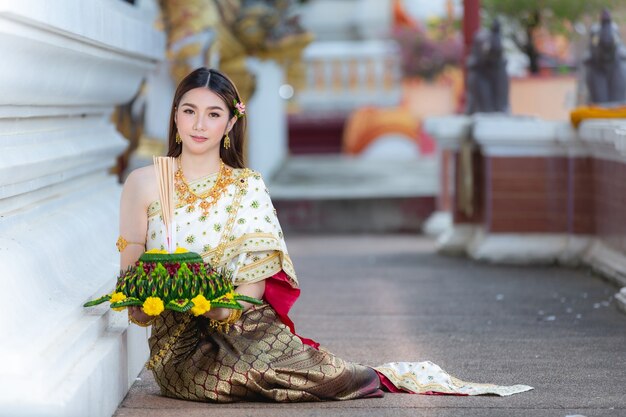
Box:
[375,361,533,396]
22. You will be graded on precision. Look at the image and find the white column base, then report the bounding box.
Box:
[467,232,592,265]
[583,240,626,288]
[422,211,452,237]
[616,288,626,314]
[436,224,478,256]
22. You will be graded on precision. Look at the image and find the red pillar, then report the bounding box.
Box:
[463,0,481,60]
[460,0,481,111]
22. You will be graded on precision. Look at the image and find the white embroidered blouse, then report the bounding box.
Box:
[145,167,298,288]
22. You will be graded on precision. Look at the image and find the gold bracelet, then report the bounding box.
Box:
[208,308,243,333]
[225,308,243,324]
[128,314,156,327]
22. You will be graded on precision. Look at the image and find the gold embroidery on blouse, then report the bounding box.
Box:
[200,232,297,285]
[201,232,277,257]
[210,169,253,265]
[238,251,281,273]
[235,252,283,285]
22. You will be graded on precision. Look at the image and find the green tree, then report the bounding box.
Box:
[481,0,620,74]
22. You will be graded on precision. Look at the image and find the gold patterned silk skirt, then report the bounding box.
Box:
[148,304,383,402]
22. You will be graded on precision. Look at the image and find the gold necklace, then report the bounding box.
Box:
[174,159,234,216]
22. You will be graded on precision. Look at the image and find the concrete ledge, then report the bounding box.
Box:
[422,115,471,151]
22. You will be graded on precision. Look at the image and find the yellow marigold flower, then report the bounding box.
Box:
[190,294,211,316]
[110,292,127,311]
[142,296,165,316]
[110,292,126,303]
[174,247,189,254]
[145,248,168,254]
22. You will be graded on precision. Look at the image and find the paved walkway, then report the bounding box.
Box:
[114,235,626,417]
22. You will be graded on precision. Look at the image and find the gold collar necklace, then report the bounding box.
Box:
[174,158,234,216]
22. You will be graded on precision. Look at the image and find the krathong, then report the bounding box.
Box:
[83,248,262,316]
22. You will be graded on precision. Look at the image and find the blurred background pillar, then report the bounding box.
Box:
[422,116,471,240]
[463,0,481,60]
[0,1,164,416]
[246,58,289,178]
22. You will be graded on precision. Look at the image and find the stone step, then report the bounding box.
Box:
[267,155,438,233]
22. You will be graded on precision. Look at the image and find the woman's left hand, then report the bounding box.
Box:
[202,280,266,321]
[203,307,229,321]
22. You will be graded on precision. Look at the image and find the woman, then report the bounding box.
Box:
[118,67,532,402]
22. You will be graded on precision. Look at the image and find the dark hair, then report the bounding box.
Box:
[166,67,246,168]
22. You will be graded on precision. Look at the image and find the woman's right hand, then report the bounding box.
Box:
[128,306,153,324]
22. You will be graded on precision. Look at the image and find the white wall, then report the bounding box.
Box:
[0,1,164,416]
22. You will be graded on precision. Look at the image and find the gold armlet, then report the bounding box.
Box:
[128,314,156,327]
[209,309,243,333]
[116,236,145,252]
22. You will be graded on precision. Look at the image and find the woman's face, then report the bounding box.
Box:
[175,87,236,156]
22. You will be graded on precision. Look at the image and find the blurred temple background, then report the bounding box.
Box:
[2,0,626,416]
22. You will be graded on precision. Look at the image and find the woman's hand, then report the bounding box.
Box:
[128,306,153,324]
[203,307,230,321]
[202,280,266,321]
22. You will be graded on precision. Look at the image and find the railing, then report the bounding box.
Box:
[296,40,402,113]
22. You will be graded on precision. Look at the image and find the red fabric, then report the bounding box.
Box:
[376,371,468,396]
[263,270,320,349]
[377,371,409,393]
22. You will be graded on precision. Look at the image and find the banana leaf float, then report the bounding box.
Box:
[84,248,262,316]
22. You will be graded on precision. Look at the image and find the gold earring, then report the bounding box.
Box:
[175,133,182,144]
[223,133,231,149]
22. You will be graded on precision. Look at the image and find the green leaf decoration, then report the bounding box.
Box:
[83,250,263,315]
[211,301,243,310]
[190,275,198,295]
[83,294,111,307]
[233,294,264,305]
[139,251,203,264]
[110,297,142,308]
[166,299,193,312]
